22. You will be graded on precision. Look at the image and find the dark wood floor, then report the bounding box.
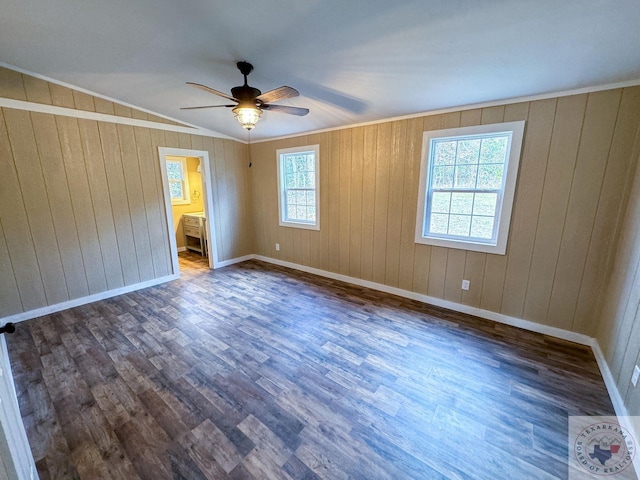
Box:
[8,251,616,479]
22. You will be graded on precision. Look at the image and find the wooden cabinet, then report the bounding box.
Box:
[182,212,207,256]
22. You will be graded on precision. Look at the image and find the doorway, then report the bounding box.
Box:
[158,147,218,272]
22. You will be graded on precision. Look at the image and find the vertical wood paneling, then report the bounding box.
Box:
[78,118,124,289]
[49,84,75,108]
[522,95,586,323]
[3,109,69,304]
[135,127,169,277]
[31,113,89,299]
[0,109,47,311]
[55,116,108,294]
[384,121,406,287]
[0,211,22,317]
[349,128,364,278]
[327,131,341,273]
[372,123,392,284]
[500,98,556,319]
[398,118,422,292]
[98,122,140,285]
[547,90,621,329]
[573,88,640,334]
[22,76,52,105]
[0,68,26,100]
[360,125,378,281]
[117,124,155,281]
[338,130,352,275]
[316,133,331,271]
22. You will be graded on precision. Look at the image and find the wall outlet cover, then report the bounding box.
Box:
[461,280,470,291]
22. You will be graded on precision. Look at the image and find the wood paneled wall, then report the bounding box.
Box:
[0,70,252,319]
[250,87,640,335]
[596,128,640,416]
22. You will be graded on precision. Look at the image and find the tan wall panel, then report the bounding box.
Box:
[98,122,140,285]
[0,212,23,317]
[116,124,155,282]
[338,130,352,276]
[547,90,621,330]
[522,95,586,324]
[573,88,640,334]
[55,116,108,294]
[0,109,48,312]
[3,109,69,304]
[500,98,556,319]
[31,113,89,299]
[0,68,26,100]
[78,118,125,289]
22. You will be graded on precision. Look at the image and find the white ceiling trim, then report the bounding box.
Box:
[253,77,640,144]
[0,97,232,139]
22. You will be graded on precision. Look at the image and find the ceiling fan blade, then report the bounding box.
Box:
[186,82,237,102]
[180,104,235,110]
[256,86,299,104]
[262,104,309,116]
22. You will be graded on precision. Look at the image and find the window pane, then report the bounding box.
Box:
[307,191,316,205]
[479,136,508,164]
[470,216,494,239]
[430,213,449,234]
[308,206,316,222]
[432,166,454,188]
[433,141,456,165]
[473,193,498,216]
[450,192,473,215]
[285,155,295,173]
[454,165,478,188]
[286,173,295,188]
[431,192,451,214]
[477,164,504,189]
[448,214,471,236]
[306,154,316,172]
[286,190,296,205]
[166,161,183,181]
[456,139,481,165]
[169,181,183,200]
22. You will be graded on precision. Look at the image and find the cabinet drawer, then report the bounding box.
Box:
[183,216,200,227]
[184,225,201,237]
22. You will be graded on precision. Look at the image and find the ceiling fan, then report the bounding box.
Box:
[182,61,309,131]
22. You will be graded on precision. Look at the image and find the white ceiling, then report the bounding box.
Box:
[2,0,640,141]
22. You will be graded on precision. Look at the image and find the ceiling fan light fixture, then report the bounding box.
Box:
[233,106,262,130]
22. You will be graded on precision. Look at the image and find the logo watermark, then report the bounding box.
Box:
[569,416,639,479]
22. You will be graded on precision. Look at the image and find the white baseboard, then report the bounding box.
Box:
[1,274,179,325]
[591,340,640,478]
[252,255,592,346]
[177,246,187,253]
[215,254,254,268]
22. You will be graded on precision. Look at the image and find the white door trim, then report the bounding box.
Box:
[158,147,219,271]
[0,335,37,479]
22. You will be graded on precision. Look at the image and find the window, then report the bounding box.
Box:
[166,156,190,205]
[277,145,320,230]
[415,121,525,254]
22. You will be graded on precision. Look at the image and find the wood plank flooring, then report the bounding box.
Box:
[7,252,617,479]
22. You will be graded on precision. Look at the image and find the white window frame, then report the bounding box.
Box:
[277,144,320,231]
[166,156,191,205]
[415,121,525,255]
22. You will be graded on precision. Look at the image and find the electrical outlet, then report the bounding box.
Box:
[275,243,280,251]
[632,365,640,387]
[461,279,470,291]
